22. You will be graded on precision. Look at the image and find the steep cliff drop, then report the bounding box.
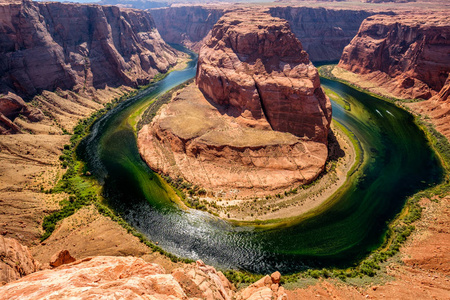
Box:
[150,6,225,52]
[150,5,375,62]
[0,0,180,98]
[138,11,332,199]
[268,7,374,62]
[337,13,450,100]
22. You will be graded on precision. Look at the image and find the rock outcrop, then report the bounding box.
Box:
[150,6,225,52]
[0,256,287,300]
[268,7,375,62]
[138,11,331,197]
[196,11,331,143]
[0,0,180,98]
[409,73,450,139]
[0,237,39,285]
[338,13,450,100]
[0,92,43,134]
[49,250,76,268]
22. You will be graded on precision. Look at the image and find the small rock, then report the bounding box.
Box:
[50,250,76,268]
[271,271,281,284]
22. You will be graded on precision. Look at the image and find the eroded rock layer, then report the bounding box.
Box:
[150,6,225,52]
[339,13,450,100]
[0,256,287,300]
[0,0,180,98]
[0,237,39,285]
[150,6,375,62]
[268,7,374,62]
[139,11,331,197]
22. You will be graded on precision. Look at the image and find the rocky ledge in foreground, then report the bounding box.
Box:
[138,11,331,198]
[0,254,287,300]
[338,13,450,100]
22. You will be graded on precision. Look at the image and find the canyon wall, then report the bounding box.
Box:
[150,6,225,52]
[149,6,374,62]
[338,13,450,100]
[268,7,374,62]
[0,0,180,98]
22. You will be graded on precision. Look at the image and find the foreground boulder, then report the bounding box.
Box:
[138,11,331,198]
[0,237,39,285]
[0,256,287,300]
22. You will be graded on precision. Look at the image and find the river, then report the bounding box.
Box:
[77,56,443,274]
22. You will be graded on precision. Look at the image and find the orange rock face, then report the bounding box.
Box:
[196,11,332,143]
[0,256,286,300]
[339,13,450,100]
[0,237,39,285]
[409,74,450,139]
[138,11,331,197]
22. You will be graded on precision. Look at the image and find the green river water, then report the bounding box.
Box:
[77,56,443,273]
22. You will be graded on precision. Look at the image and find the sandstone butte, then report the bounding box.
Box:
[338,13,450,100]
[138,11,332,198]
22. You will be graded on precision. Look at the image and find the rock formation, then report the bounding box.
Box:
[338,13,450,100]
[0,256,287,300]
[0,0,180,98]
[268,7,375,62]
[138,11,331,197]
[409,74,450,139]
[49,250,76,268]
[196,11,331,142]
[0,93,43,134]
[0,236,39,285]
[150,6,374,62]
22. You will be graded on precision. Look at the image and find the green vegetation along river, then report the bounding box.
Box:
[77,56,443,274]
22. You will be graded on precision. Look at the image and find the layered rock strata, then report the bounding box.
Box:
[196,11,332,143]
[150,6,375,62]
[268,7,375,62]
[338,13,450,100]
[150,6,225,52]
[409,74,450,139]
[138,12,331,197]
[0,256,287,300]
[0,0,180,98]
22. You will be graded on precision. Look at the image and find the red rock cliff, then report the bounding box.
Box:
[150,6,374,62]
[196,11,332,143]
[150,6,225,52]
[0,0,180,98]
[338,13,450,100]
[268,7,375,62]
